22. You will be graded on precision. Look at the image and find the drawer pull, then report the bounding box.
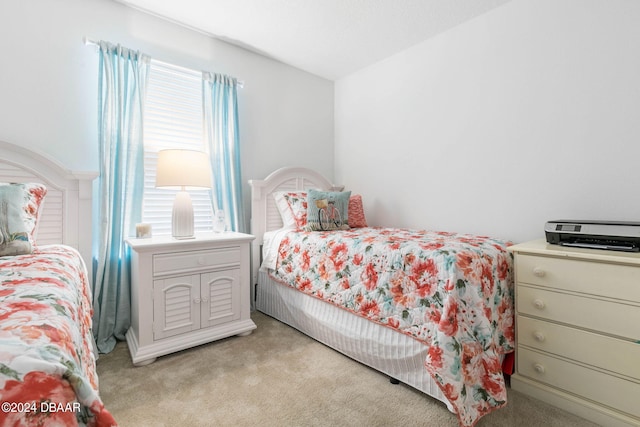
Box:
[532,299,546,310]
[532,267,546,277]
[533,363,545,374]
[197,257,207,266]
[533,331,545,342]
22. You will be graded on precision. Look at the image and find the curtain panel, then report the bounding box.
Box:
[203,72,245,233]
[93,41,150,353]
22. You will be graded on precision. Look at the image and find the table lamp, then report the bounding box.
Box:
[156,149,212,239]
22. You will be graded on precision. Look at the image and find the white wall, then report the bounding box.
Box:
[335,0,640,243]
[0,0,334,230]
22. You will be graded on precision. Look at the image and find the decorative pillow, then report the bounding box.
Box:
[305,189,351,231]
[348,195,368,228]
[0,183,47,256]
[273,191,308,229]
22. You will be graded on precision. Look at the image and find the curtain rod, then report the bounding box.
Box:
[82,36,244,88]
[83,36,98,46]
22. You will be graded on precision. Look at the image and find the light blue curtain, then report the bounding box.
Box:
[93,41,149,353]
[202,72,245,232]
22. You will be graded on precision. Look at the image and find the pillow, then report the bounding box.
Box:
[273,191,308,229]
[0,183,47,256]
[305,189,351,231]
[348,195,368,228]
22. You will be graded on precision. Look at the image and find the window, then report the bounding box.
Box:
[142,60,213,235]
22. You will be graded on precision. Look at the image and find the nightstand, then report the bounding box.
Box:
[125,232,256,366]
[508,240,640,427]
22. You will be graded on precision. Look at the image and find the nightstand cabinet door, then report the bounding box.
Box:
[201,269,241,328]
[153,275,200,340]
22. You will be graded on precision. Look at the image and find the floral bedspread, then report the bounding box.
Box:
[270,228,514,427]
[0,245,117,427]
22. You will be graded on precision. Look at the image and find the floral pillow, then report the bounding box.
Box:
[273,191,308,229]
[305,189,351,231]
[0,183,47,257]
[348,195,368,228]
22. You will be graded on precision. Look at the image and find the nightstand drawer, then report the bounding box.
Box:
[518,347,640,418]
[517,285,640,340]
[517,316,640,380]
[517,254,640,302]
[154,247,241,276]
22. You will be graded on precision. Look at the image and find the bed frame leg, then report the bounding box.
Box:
[389,378,400,385]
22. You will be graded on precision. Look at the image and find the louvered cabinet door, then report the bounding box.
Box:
[153,275,200,340]
[200,269,241,328]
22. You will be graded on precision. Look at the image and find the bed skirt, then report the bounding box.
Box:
[256,269,454,412]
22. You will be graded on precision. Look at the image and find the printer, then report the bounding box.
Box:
[544,220,640,252]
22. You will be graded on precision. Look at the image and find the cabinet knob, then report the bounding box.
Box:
[533,363,545,374]
[532,267,545,277]
[197,257,207,265]
[533,331,545,342]
[533,299,545,310]
[194,298,201,304]
[202,297,209,303]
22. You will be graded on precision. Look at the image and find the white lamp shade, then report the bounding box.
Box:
[155,149,212,239]
[156,149,212,189]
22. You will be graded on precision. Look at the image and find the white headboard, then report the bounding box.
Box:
[0,141,97,278]
[248,167,338,288]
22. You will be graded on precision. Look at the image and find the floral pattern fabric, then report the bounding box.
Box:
[0,183,47,257]
[0,245,117,427]
[270,227,514,427]
[273,191,308,229]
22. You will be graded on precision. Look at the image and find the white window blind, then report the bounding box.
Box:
[142,59,213,235]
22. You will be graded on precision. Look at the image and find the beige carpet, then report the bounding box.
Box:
[96,311,598,427]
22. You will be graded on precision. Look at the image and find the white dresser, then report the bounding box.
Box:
[125,232,256,366]
[508,240,640,427]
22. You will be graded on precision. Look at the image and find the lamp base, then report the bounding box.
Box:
[173,235,196,240]
[172,191,195,239]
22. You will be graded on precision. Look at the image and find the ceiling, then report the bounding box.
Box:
[115,0,511,80]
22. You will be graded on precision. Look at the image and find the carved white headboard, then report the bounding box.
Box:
[0,141,97,278]
[248,167,338,289]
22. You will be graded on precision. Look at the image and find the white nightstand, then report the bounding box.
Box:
[125,232,256,366]
[508,240,640,427]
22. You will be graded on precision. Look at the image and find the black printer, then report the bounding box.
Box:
[544,220,640,252]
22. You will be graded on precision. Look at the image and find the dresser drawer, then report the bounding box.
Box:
[517,316,640,380]
[154,247,241,276]
[518,347,640,418]
[517,285,640,340]
[516,254,640,302]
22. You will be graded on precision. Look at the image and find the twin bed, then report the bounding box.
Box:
[0,141,116,426]
[250,167,515,427]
